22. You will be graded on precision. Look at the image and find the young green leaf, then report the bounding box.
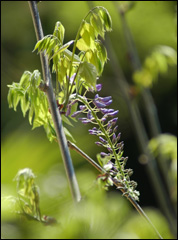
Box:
[79,61,97,89]
[53,21,65,45]
[50,40,74,60]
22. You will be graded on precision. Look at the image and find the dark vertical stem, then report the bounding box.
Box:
[28,1,81,202]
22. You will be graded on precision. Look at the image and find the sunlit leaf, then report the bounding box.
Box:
[53,21,65,45]
[50,40,74,60]
[79,61,97,89]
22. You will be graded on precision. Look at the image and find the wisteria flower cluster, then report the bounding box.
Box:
[71,84,140,201]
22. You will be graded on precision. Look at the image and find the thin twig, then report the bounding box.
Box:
[28,1,81,202]
[68,140,163,239]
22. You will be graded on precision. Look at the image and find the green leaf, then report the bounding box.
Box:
[28,105,34,125]
[76,38,90,51]
[19,71,31,88]
[79,61,97,89]
[21,91,30,117]
[64,127,75,142]
[53,21,65,45]
[90,12,104,39]
[62,115,73,127]
[80,21,95,42]
[98,8,112,32]
[85,50,102,76]
[50,40,74,60]
[63,48,81,63]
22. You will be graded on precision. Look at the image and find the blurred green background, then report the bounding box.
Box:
[1,1,177,239]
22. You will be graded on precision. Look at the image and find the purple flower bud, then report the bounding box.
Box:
[100,152,108,157]
[95,141,103,147]
[107,110,119,117]
[113,126,118,133]
[71,111,82,117]
[99,136,107,144]
[78,117,91,124]
[96,84,102,92]
[100,108,114,114]
[117,133,121,141]
[107,147,113,153]
[99,96,112,103]
[79,105,86,110]
[88,129,97,135]
[87,110,93,119]
[94,94,99,99]
[112,133,117,144]
[93,100,106,108]
[108,118,118,126]
[104,99,112,106]
[101,117,107,123]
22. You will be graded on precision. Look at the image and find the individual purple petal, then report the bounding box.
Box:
[100,152,108,157]
[79,105,86,110]
[78,117,91,124]
[108,118,118,126]
[95,141,104,147]
[71,111,82,117]
[101,117,107,123]
[107,110,119,117]
[87,110,93,119]
[113,126,118,133]
[112,133,117,144]
[100,108,114,114]
[98,96,112,103]
[93,100,106,108]
[96,84,102,92]
[94,94,99,99]
[88,129,97,135]
[99,136,107,144]
[107,147,113,153]
[117,133,121,141]
[104,99,112,106]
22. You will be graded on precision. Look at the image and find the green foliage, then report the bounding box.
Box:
[7,6,112,143]
[14,168,41,221]
[1,167,172,239]
[33,6,112,97]
[148,134,177,203]
[133,45,177,88]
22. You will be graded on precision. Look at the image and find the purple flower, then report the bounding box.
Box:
[99,136,107,144]
[78,118,91,124]
[104,99,112,106]
[95,141,104,147]
[100,152,109,157]
[96,84,102,92]
[79,105,86,110]
[112,133,117,144]
[100,108,114,114]
[106,110,119,117]
[93,94,112,108]
[93,100,107,108]
[71,111,82,117]
[87,110,93,119]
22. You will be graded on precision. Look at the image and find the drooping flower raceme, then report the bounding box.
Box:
[71,84,140,201]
